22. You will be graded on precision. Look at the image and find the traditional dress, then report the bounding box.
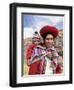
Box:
[40,47,63,75]
[28,46,63,75]
[26,44,36,66]
[28,45,46,75]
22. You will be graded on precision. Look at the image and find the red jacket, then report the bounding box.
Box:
[26,44,36,65]
[26,44,41,75]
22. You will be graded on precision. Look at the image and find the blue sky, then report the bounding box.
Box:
[22,14,64,38]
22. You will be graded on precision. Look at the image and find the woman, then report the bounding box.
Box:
[40,25,63,74]
[28,25,63,75]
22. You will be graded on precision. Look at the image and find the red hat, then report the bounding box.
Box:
[40,25,59,38]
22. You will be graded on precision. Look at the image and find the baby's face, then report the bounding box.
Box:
[33,38,40,45]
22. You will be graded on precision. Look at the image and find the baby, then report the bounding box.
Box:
[26,31,41,66]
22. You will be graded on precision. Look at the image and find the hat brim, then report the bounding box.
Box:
[40,25,59,38]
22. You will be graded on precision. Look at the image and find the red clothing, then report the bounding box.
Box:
[26,44,41,75]
[55,64,62,73]
[26,44,36,65]
[29,61,41,75]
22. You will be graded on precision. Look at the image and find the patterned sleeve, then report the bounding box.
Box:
[31,47,41,61]
[51,49,63,74]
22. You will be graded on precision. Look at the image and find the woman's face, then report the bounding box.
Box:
[44,34,54,48]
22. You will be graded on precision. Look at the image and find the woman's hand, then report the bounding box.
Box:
[46,51,52,58]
